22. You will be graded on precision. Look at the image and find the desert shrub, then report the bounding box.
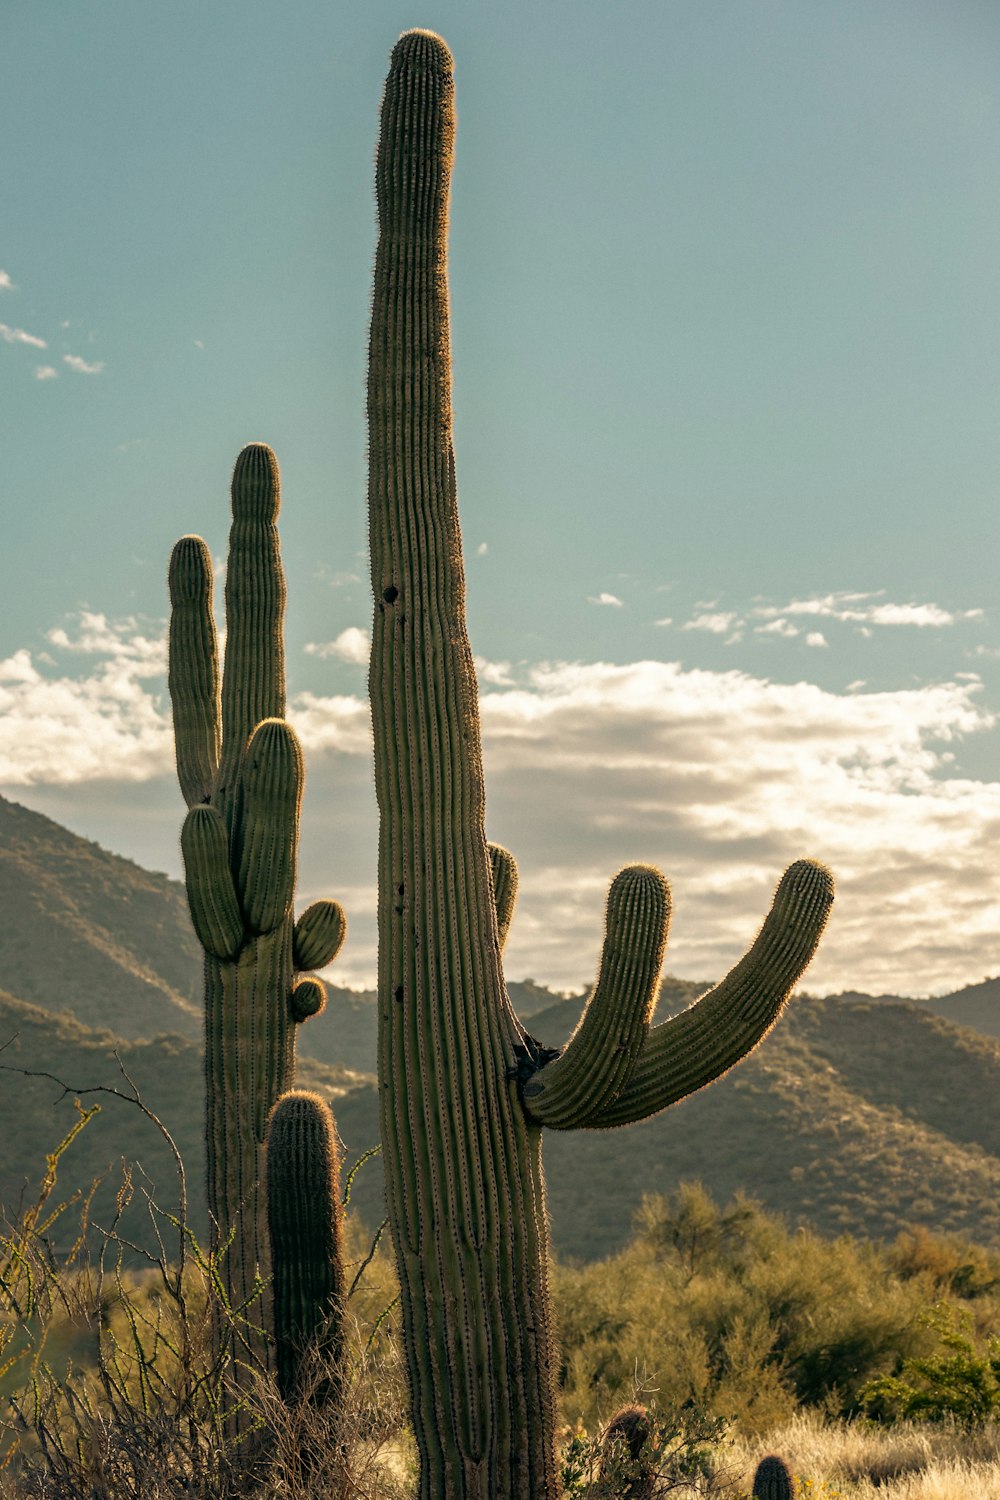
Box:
[861,1303,1000,1428]
[0,1091,407,1499]
[554,1185,942,1430]
[557,1395,734,1498]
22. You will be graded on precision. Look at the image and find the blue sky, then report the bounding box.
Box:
[3,1,1000,996]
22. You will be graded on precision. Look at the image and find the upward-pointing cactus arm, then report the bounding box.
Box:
[522,865,671,1130]
[167,536,220,808]
[217,443,287,816]
[582,858,834,1128]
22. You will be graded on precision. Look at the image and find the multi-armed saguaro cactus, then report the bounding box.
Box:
[368,31,834,1496]
[265,1090,346,1406]
[168,444,346,1394]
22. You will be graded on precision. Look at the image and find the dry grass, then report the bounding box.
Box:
[729,1412,1000,1498]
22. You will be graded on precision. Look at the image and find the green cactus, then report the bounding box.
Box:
[367,30,833,1496]
[168,444,346,1405]
[753,1454,799,1500]
[265,1090,346,1406]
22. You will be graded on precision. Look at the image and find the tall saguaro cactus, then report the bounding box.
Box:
[169,444,346,1394]
[368,31,833,1498]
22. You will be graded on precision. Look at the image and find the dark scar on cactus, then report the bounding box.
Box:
[507,1034,562,1093]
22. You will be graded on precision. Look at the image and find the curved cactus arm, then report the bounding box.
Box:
[180,805,243,959]
[522,865,671,1130]
[217,443,287,821]
[237,718,303,934]
[488,842,518,954]
[583,859,834,1129]
[168,535,220,808]
[293,899,347,971]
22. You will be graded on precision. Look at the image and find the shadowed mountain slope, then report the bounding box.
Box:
[2,792,999,1263]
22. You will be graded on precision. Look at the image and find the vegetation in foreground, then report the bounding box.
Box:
[4,1111,1000,1497]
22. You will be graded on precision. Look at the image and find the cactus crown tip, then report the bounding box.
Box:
[168,534,213,601]
[231,442,280,523]
[393,28,453,66]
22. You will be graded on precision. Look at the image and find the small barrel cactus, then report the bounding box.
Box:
[600,1404,655,1500]
[753,1453,799,1499]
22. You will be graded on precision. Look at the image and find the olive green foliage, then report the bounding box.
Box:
[558,1401,725,1500]
[554,1184,1000,1433]
[861,1304,1000,1428]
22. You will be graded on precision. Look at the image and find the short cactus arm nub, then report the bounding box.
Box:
[586,859,834,1128]
[168,535,220,808]
[488,842,518,952]
[523,865,671,1129]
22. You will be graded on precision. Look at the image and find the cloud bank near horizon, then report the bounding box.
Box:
[1,612,998,998]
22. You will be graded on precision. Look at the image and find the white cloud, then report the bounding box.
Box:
[755,591,981,630]
[475,656,516,687]
[756,619,799,639]
[5,619,1000,999]
[1,323,46,349]
[304,627,370,665]
[0,618,170,786]
[588,592,624,608]
[46,613,166,676]
[63,354,105,375]
[682,611,740,634]
[476,542,488,556]
[805,632,828,649]
[471,659,1000,997]
[654,617,673,628]
[34,365,58,381]
[0,271,13,291]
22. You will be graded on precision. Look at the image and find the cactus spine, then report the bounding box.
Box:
[367,31,833,1496]
[168,445,346,1408]
[265,1090,346,1406]
[753,1454,799,1499]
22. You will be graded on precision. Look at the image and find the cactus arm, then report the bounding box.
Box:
[293,900,347,971]
[488,842,518,953]
[217,443,287,823]
[179,805,243,959]
[167,535,220,808]
[237,718,303,934]
[290,976,326,1022]
[522,865,671,1129]
[584,859,834,1128]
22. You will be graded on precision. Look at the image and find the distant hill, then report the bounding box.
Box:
[3,791,1000,1264]
[0,796,201,1041]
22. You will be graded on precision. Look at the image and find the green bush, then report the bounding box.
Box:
[861,1303,1000,1427]
[554,1184,948,1431]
